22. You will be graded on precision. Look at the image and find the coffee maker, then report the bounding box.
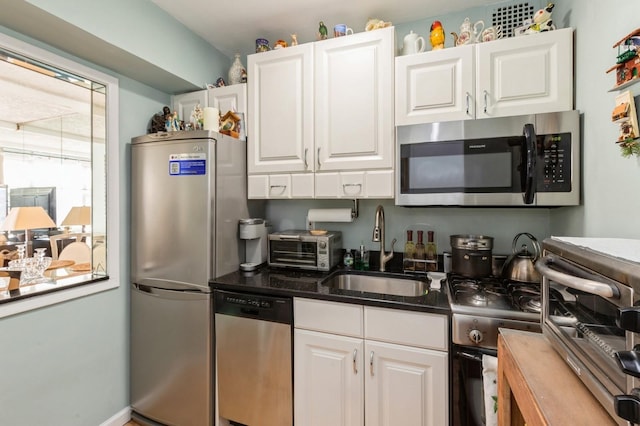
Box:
[239,218,268,271]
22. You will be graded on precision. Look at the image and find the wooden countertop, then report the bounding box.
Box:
[497,328,617,426]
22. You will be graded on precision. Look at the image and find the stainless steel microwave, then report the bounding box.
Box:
[395,111,580,206]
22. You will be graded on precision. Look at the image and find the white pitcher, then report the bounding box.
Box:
[402,31,426,55]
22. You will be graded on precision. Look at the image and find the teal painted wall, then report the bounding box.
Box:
[25,0,230,90]
[548,0,640,238]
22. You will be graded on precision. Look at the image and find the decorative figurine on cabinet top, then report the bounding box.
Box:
[430,20,445,50]
[291,34,298,46]
[365,18,392,31]
[515,3,555,36]
[318,21,328,40]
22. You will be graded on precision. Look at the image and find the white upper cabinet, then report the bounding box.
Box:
[395,28,573,125]
[171,89,208,124]
[476,27,573,118]
[395,44,474,125]
[315,27,395,171]
[208,84,247,115]
[247,27,395,199]
[247,43,314,175]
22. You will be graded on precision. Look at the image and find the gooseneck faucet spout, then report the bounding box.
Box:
[372,205,396,272]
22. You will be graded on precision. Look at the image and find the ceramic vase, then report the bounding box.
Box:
[228,54,245,85]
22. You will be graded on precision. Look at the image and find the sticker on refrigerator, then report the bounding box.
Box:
[169,153,206,175]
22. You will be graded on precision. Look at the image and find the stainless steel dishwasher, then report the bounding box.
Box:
[214,289,293,426]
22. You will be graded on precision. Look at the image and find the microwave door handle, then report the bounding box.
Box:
[535,255,620,299]
[522,123,537,204]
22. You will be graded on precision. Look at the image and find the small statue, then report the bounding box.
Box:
[318,21,328,40]
[430,21,445,50]
[192,104,204,130]
[365,18,392,32]
[291,34,298,46]
[522,3,555,35]
[166,111,180,132]
[148,106,171,133]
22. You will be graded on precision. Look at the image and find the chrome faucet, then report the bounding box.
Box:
[372,205,396,272]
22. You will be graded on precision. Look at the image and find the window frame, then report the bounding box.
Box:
[0,32,120,318]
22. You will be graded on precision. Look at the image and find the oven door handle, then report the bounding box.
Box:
[535,255,620,299]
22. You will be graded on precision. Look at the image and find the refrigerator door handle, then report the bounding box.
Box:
[132,283,210,300]
[134,277,211,293]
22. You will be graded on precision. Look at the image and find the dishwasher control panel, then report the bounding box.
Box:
[214,290,292,324]
[224,295,273,309]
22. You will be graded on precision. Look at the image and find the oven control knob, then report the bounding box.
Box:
[468,329,483,344]
[319,241,327,249]
[614,393,640,423]
[618,308,640,333]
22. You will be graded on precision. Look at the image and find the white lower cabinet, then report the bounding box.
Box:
[364,340,448,426]
[294,298,448,426]
[295,329,364,425]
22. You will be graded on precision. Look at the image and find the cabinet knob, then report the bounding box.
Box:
[619,307,640,333]
[614,393,640,423]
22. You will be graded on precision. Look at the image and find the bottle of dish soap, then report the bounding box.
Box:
[343,249,354,269]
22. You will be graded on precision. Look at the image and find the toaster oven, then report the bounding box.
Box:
[268,230,342,271]
[538,237,640,426]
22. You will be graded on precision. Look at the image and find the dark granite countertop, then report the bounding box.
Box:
[210,265,451,315]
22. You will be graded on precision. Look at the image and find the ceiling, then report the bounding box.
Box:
[151,0,502,58]
[0,57,103,159]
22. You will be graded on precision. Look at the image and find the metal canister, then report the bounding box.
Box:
[450,234,494,278]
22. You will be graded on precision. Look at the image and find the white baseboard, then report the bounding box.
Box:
[100,406,131,426]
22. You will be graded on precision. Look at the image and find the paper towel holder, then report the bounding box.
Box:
[307,199,359,229]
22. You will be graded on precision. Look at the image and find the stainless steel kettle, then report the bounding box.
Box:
[502,232,541,283]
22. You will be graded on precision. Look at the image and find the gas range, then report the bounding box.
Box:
[446,274,543,350]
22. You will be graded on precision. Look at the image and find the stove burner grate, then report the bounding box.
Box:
[448,274,543,313]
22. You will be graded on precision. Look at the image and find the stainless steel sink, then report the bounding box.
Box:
[321,273,430,297]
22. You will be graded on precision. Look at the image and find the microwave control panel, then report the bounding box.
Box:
[538,132,572,192]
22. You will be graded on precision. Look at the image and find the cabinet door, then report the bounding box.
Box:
[315,27,394,171]
[476,27,573,118]
[172,90,208,124]
[294,329,364,426]
[365,340,448,426]
[395,44,474,125]
[248,44,314,174]
[208,84,246,115]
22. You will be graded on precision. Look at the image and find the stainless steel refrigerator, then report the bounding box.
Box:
[130,130,249,426]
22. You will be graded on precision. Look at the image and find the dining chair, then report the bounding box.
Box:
[58,241,91,264]
[49,233,90,260]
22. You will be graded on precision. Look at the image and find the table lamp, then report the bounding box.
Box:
[61,206,91,233]
[0,206,57,256]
